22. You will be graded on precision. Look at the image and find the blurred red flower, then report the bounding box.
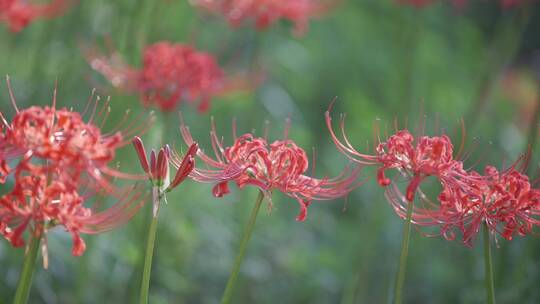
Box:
[86,41,255,113]
[0,0,72,32]
[191,0,334,35]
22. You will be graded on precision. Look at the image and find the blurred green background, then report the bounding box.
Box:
[1,1,540,303]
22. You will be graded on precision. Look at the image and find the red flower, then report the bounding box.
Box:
[0,161,146,259]
[328,107,540,246]
[441,165,540,245]
[139,43,225,112]
[191,0,333,35]
[1,82,151,191]
[0,80,149,261]
[0,0,72,32]
[86,42,254,113]
[132,137,197,216]
[384,158,540,246]
[177,117,360,221]
[326,109,469,202]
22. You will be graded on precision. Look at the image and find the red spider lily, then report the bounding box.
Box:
[0,161,146,261]
[132,137,197,216]
[1,79,151,192]
[440,165,540,245]
[0,0,72,32]
[176,117,360,221]
[0,80,150,263]
[86,41,254,113]
[139,42,224,112]
[190,0,334,36]
[385,158,540,246]
[326,109,471,203]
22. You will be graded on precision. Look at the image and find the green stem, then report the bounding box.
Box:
[483,223,496,304]
[220,191,265,304]
[340,267,363,304]
[135,0,158,59]
[13,232,41,304]
[394,200,414,304]
[139,201,160,304]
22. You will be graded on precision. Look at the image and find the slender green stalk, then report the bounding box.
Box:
[139,203,160,304]
[13,232,41,304]
[483,223,496,304]
[340,267,363,304]
[221,191,265,304]
[135,0,158,58]
[394,200,414,304]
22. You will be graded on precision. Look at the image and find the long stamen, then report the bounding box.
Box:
[6,75,19,113]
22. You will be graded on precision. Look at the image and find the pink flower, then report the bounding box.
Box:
[191,0,334,35]
[177,117,360,221]
[0,0,72,32]
[86,42,255,113]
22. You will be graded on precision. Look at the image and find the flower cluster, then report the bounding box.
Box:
[326,109,540,245]
[190,0,333,35]
[0,0,71,32]
[87,41,234,113]
[178,117,360,221]
[0,82,149,261]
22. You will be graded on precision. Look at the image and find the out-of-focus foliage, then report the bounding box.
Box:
[1,1,540,303]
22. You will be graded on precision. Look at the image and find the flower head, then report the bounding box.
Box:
[0,162,146,259]
[177,117,360,221]
[1,79,151,191]
[439,164,540,245]
[0,0,72,32]
[139,42,224,112]
[326,109,468,202]
[86,41,255,113]
[0,79,150,262]
[383,156,540,246]
[327,106,540,246]
[190,0,334,35]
